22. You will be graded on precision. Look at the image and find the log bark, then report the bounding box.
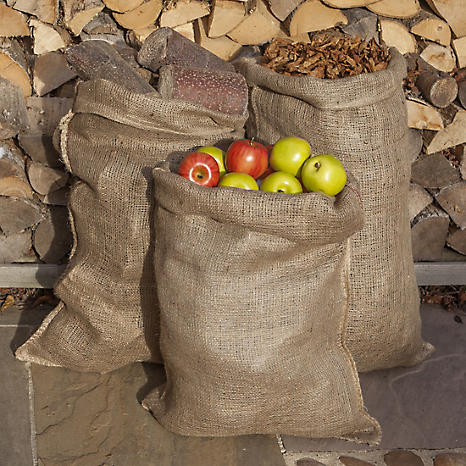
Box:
[12,0,58,25]
[30,19,69,55]
[420,44,456,73]
[32,206,72,263]
[267,0,303,21]
[227,0,282,45]
[65,40,153,93]
[406,99,443,131]
[411,152,460,188]
[26,160,69,195]
[288,0,347,36]
[0,197,43,235]
[425,0,466,38]
[447,226,466,256]
[379,19,417,55]
[368,0,420,18]
[452,37,466,70]
[408,183,433,221]
[208,0,246,38]
[411,204,450,261]
[0,38,31,96]
[406,9,450,47]
[159,0,209,28]
[457,80,466,110]
[0,231,32,264]
[158,65,248,115]
[342,8,378,43]
[33,51,77,96]
[194,17,242,61]
[435,181,466,229]
[113,0,162,30]
[0,3,30,37]
[82,11,119,35]
[38,186,69,206]
[138,26,234,73]
[424,109,466,154]
[406,53,458,109]
[0,76,28,139]
[62,0,105,35]
[18,96,72,167]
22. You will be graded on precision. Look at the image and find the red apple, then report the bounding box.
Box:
[225,139,269,179]
[178,152,220,187]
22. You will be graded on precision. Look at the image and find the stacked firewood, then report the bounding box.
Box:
[0,0,465,264]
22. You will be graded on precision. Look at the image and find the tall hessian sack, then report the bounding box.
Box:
[16,79,247,373]
[237,49,434,372]
[143,167,381,442]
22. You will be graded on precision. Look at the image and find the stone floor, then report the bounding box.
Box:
[1,303,465,466]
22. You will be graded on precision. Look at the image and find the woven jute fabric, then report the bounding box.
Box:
[16,79,247,373]
[143,168,381,442]
[236,49,434,372]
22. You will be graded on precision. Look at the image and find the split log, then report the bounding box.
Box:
[62,0,104,35]
[82,11,120,35]
[102,0,144,13]
[12,0,58,24]
[113,0,162,30]
[458,81,466,110]
[342,8,378,43]
[379,19,417,55]
[208,0,246,38]
[0,38,31,96]
[288,0,347,36]
[0,3,30,37]
[411,152,460,188]
[0,231,32,264]
[26,160,69,195]
[138,27,235,72]
[420,44,456,73]
[0,76,28,139]
[33,51,77,96]
[227,0,282,45]
[194,17,242,61]
[368,0,420,19]
[173,22,195,42]
[51,78,79,98]
[408,183,433,221]
[408,128,423,163]
[0,176,33,198]
[159,0,209,28]
[322,0,378,6]
[267,0,303,22]
[0,140,26,179]
[406,53,457,109]
[455,144,466,180]
[424,109,466,154]
[452,37,466,70]
[406,99,443,131]
[411,204,450,261]
[435,181,466,229]
[18,96,72,167]
[30,19,69,55]
[0,197,43,235]
[32,206,72,263]
[447,226,466,256]
[65,40,153,93]
[38,186,69,206]
[425,0,466,38]
[406,10,451,47]
[158,65,248,115]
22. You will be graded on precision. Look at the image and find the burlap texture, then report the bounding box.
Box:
[16,79,247,373]
[236,49,434,372]
[143,168,381,442]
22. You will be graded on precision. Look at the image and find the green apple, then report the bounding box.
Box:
[197,146,226,177]
[270,137,311,176]
[260,171,303,193]
[218,172,258,190]
[301,155,347,196]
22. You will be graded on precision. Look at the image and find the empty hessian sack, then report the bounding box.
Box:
[16,79,247,373]
[142,166,381,442]
[236,48,433,372]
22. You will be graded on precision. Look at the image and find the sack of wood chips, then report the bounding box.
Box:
[142,166,381,442]
[236,46,434,372]
[16,79,247,373]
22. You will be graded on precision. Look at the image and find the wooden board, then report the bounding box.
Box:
[1,262,463,288]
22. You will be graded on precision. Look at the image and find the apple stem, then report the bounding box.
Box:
[314,162,321,170]
[249,137,255,146]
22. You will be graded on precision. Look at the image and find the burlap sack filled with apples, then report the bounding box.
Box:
[142,166,381,441]
[16,79,247,373]
[237,49,433,372]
